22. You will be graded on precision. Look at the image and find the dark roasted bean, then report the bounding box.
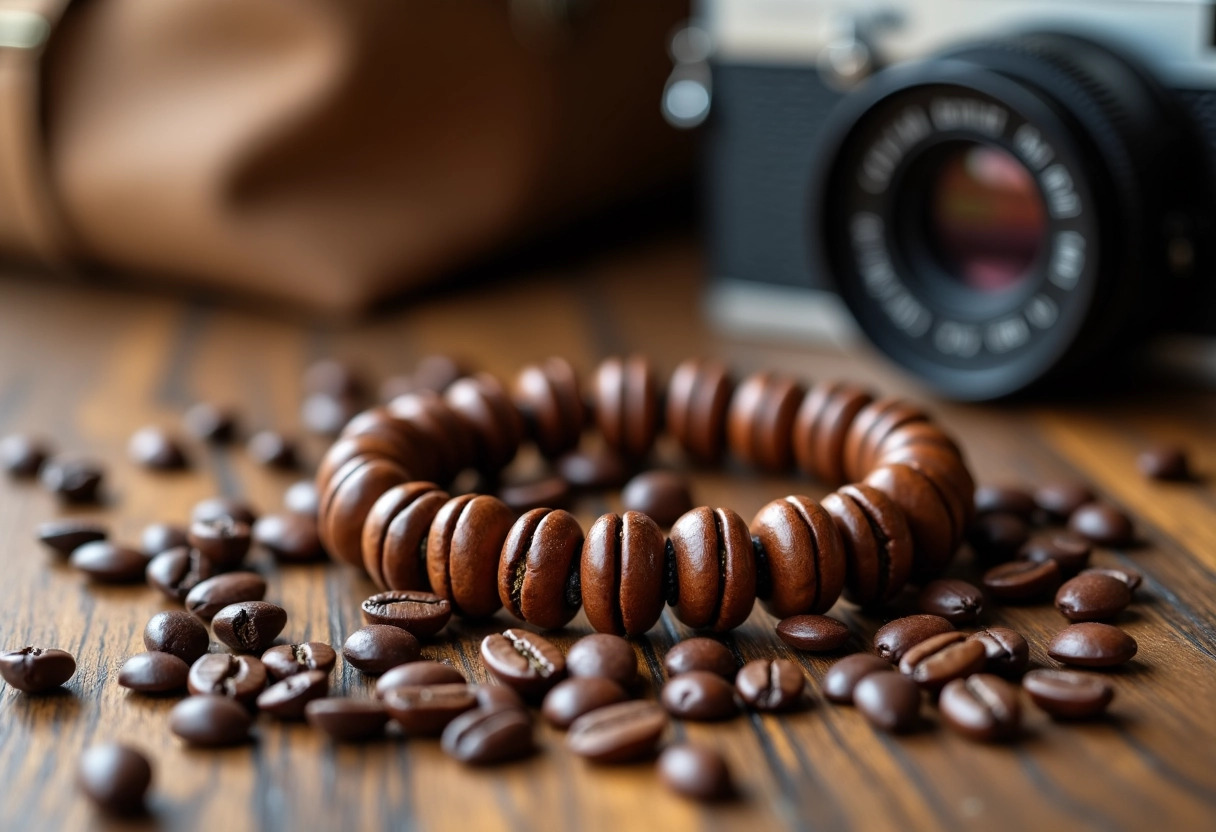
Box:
[480,630,566,698]
[775,615,851,652]
[939,674,1021,742]
[1033,482,1095,522]
[735,659,804,712]
[620,471,694,528]
[476,685,526,713]
[981,558,1062,603]
[117,652,190,694]
[77,744,152,815]
[974,485,1035,520]
[375,661,465,697]
[658,744,733,802]
[664,638,737,679]
[822,654,892,704]
[169,695,253,746]
[146,547,214,602]
[565,634,638,687]
[581,511,666,635]
[304,358,365,399]
[0,434,51,476]
[898,632,986,692]
[183,402,237,443]
[211,602,287,653]
[284,480,320,517]
[916,579,984,625]
[1019,534,1092,575]
[542,678,629,729]
[566,700,668,763]
[143,610,210,664]
[247,430,298,469]
[662,671,739,721]
[383,684,478,736]
[253,514,323,562]
[1137,445,1190,481]
[1069,503,1135,547]
[257,670,328,719]
[187,517,252,570]
[441,705,535,765]
[1023,669,1115,719]
[556,448,630,491]
[140,523,189,557]
[361,591,452,637]
[128,426,187,470]
[498,477,572,514]
[261,642,337,681]
[342,626,420,675]
[967,627,1030,677]
[187,654,268,705]
[872,615,954,663]
[185,572,266,622]
[36,519,107,556]
[191,497,258,526]
[1055,573,1133,622]
[305,698,389,742]
[70,541,147,583]
[853,673,920,732]
[966,512,1029,562]
[0,647,76,693]
[40,458,104,502]
[1047,623,1137,668]
[1081,566,1142,592]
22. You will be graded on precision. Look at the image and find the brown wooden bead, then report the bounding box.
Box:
[592,356,660,460]
[874,422,961,461]
[379,489,451,591]
[499,508,584,629]
[513,357,585,459]
[842,398,929,484]
[385,390,476,483]
[316,434,410,496]
[864,463,956,580]
[426,494,516,617]
[877,443,977,534]
[665,358,733,464]
[791,382,873,485]
[319,456,411,567]
[726,371,803,472]
[444,373,523,473]
[361,481,447,590]
[340,407,441,483]
[582,511,665,635]
[823,483,914,606]
[750,496,846,617]
[668,507,755,631]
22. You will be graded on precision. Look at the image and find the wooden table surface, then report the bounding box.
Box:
[1,237,1214,832]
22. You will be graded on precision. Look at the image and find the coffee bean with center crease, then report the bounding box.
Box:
[188,517,252,570]
[77,744,152,816]
[253,514,323,562]
[1069,502,1135,547]
[662,671,739,721]
[212,601,287,653]
[736,659,804,712]
[658,743,733,802]
[37,519,106,556]
[916,579,984,625]
[775,615,851,652]
[1023,669,1115,719]
[0,434,51,476]
[342,626,420,675]
[477,685,526,713]
[442,705,535,765]
[361,591,452,637]
[1055,573,1133,622]
[853,673,921,733]
[0,647,76,692]
[146,547,215,602]
[966,512,1029,562]
[261,642,337,681]
[822,654,892,704]
[966,627,1029,677]
[566,634,638,688]
[128,426,187,470]
[187,654,268,706]
[41,458,104,502]
[981,558,1061,603]
[939,674,1021,742]
[898,632,987,692]
[581,511,666,635]
[185,572,267,622]
[1048,623,1137,668]
[1019,534,1092,575]
[542,678,629,729]
[143,611,210,664]
[383,684,478,735]
[257,670,329,720]
[1034,482,1095,522]
[566,700,668,763]
[169,695,253,746]
[306,698,389,742]
[192,497,258,526]
[70,541,148,583]
[184,402,237,443]
[375,661,465,697]
[1081,566,1142,592]
[872,615,954,663]
[140,523,189,557]
[664,638,737,679]
[974,485,1035,520]
[118,651,190,694]
[481,630,566,698]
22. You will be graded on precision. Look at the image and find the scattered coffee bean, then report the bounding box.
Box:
[143,610,210,664]
[441,705,535,765]
[1019,533,1092,575]
[898,632,987,692]
[664,638,737,679]
[1069,503,1135,547]
[284,480,320,517]
[823,654,892,704]
[1048,623,1137,668]
[873,615,954,663]
[542,678,629,729]
[1138,445,1190,481]
[36,518,106,556]
[305,698,389,742]
[117,651,190,694]
[383,684,478,736]
[191,496,257,526]
[128,426,187,470]
[775,615,851,652]
[253,513,323,562]
[1055,573,1133,622]
[0,433,51,476]
[40,457,104,502]
[375,661,465,697]
[658,743,732,802]
[304,358,365,399]
[257,670,328,719]
[966,627,1029,677]
[916,579,984,625]
[967,512,1029,562]
[1034,482,1095,522]
[183,402,237,443]
[188,517,252,570]
[939,674,1021,742]
[301,393,358,436]
[854,673,921,733]
[981,558,1062,603]
[498,476,572,513]
[70,541,148,583]
[187,654,268,705]
[662,671,739,721]
[212,601,287,653]
[261,642,337,680]
[736,659,804,712]
[1023,669,1115,719]
[0,646,76,692]
[566,634,638,687]
[477,684,526,713]
[247,430,297,469]
[620,471,693,527]
[146,546,214,602]
[140,523,189,557]
[974,485,1035,520]
[1081,566,1142,592]
[185,572,267,622]
[566,700,668,763]
[342,625,420,675]
[557,447,630,491]
[77,744,152,815]
[481,630,566,698]
[169,695,253,746]
[361,590,452,637]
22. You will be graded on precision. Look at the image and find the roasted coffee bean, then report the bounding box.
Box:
[1055,573,1133,621]
[735,659,804,712]
[658,743,733,802]
[361,590,452,637]
[620,471,693,528]
[666,358,734,464]
[498,508,583,629]
[1069,502,1135,547]
[188,517,252,570]
[1138,445,1190,481]
[727,371,803,471]
[582,511,666,635]
[187,654,268,705]
[253,513,323,562]
[481,630,566,698]
[211,601,287,653]
[822,483,915,607]
[667,506,756,632]
[939,674,1021,742]
[284,480,320,517]
[247,430,298,469]
[591,355,661,460]
[822,654,892,704]
[664,638,737,679]
[512,356,585,459]
[1034,482,1095,522]
[542,677,629,729]
[304,358,365,399]
[1081,566,1142,592]
[0,433,51,476]
[384,391,475,484]
[128,426,187,470]
[864,464,955,579]
[117,651,190,694]
[342,625,420,675]
[301,394,358,436]
[77,744,152,815]
[498,476,571,513]
[146,547,214,602]
[1019,534,1092,575]
[169,695,253,746]
[566,634,638,687]
[750,495,847,616]
[841,397,932,483]
[36,518,106,556]
[898,632,986,692]
[383,684,478,736]
[305,698,389,741]
[775,614,851,652]
[974,485,1035,520]
[445,372,524,472]
[185,572,267,622]
[0,647,76,692]
[566,700,668,763]
[261,642,337,681]
[140,523,189,557]
[967,627,1029,677]
[477,684,526,713]
[966,512,1029,562]
[191,496,258,526]
[257,670,328,719]
[1023,669,1115,719]
[916,579,984,625]
[361,480,448,590]
[442,705,535,765]
[183,402,237,443]
[872,615,954,663]
[981,558,1062,603]
[426,493,514,618]
[556,447,630,491]
[375,661,465,697]
[143,611,210,664]
[661,671,739,721]
[853,673,921,732]
[70,541,147,583]
[40,457,104,502]
[1048,623,1137,668]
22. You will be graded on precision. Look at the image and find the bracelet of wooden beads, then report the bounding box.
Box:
[315,356,976,636]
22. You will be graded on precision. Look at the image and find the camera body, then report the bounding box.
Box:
[691,0,1216,398]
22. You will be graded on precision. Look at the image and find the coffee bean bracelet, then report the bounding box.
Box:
[316,357,977,636]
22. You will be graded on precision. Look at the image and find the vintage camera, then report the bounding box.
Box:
[666,1,1216,399]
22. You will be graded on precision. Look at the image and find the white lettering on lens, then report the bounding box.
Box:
[1041,165,1081,218]
[1049,231,1086,290]
[849,213,932,337]
[1025,295,1058,329]
[859,107,931,194]
[934,322,982,357]
[1012,124,1054,171]
[985,317,1030,353]
[929,98,1008,137]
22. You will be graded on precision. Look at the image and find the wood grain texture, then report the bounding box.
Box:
[0,239,1214,831]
